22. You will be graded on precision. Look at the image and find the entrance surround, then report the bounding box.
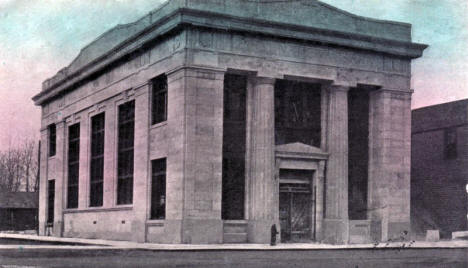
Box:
[275,142,328,242]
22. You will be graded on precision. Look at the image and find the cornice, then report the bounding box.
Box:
[33,5,427,106]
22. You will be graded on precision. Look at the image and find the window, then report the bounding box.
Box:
[151,74,168,125]
[48,124,56,157]
[90,113,105,207]
[67,123,80,209]
[348,88,370,220]
[274,80,322,147]
[117,100,135,205]
[222,74,247,220]
[151,158,166,219]
[47,180,55,224]
[445,128,457,159]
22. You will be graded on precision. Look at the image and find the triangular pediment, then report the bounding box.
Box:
[276,142,328,159]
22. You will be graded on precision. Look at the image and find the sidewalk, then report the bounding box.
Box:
[1,233,467,251]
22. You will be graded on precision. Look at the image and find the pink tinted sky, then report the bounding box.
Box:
[0,0,467,150]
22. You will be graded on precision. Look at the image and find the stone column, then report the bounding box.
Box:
[132,84,151,243]
[246,76,277,243]
[323,85,349,244]
[53,121,66,237]
[38,128,48,236]
[180,67,225,244]
[368,89,412,242]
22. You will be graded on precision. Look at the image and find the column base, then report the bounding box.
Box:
[323,219,349,244]
[131,220,146,243]
[182,219,223,244]
[388,221,411,242]
[53,220,63,237]
[146,220,182,244]
[247,219,276,244]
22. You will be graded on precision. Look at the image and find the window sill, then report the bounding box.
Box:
[63,206,133,214]
[146,219,165,227]
[150,121,167,130]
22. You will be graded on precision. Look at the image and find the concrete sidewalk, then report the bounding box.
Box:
[1,233,467,251]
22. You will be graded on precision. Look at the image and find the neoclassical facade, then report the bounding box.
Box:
[33,0,427,244]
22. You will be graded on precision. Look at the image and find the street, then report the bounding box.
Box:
[0,247,466,268]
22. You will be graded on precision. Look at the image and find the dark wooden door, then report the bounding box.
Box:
[279,192,312,242]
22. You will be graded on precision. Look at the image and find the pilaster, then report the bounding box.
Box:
[368,89,412,242]
[77,115,88,209]
[53,120,66,237]
[103,105,116,208]
[38,129,48,236]
[323,85,349,244]
[174,67,225,244]
[246,76,277,243]
[315,160,326,241]
[132,84,151,243]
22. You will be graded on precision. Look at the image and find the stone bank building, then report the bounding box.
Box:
[33,0,426,244]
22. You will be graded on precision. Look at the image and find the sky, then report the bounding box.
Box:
[0,0,467,150]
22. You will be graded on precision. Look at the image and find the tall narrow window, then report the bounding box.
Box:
[47,180,55,223]
[151,158,166,219]
[348,88,370,220]
[90,113,105,207]
[48,124,56,157]
[67,123,80,209]
[151,74,168,125]
[222,74,247,220]
[117,100,135,205]
[444,128,457,159]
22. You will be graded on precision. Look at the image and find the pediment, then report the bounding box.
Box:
[276,142,328,160]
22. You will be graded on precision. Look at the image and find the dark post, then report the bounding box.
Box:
[270,224,278,246]
[36,140,41,235]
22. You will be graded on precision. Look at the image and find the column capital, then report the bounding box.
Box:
[253,76,276,86]
[374,88,414,95]
[167,66,226,82]
[55,119,66,129]
[329,84,350,92]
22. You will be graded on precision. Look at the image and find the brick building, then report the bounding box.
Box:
[32,0,426,244]
[411,99,468,239]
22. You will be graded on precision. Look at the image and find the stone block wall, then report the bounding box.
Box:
[369,90,412,242]
[38,32,187,242]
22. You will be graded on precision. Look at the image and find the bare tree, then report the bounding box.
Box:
[0,138,39,192]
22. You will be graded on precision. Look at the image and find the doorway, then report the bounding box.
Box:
[279,169,315,242]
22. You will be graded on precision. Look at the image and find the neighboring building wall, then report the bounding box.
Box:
[0,192,39,231]
[411,100,468,239]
